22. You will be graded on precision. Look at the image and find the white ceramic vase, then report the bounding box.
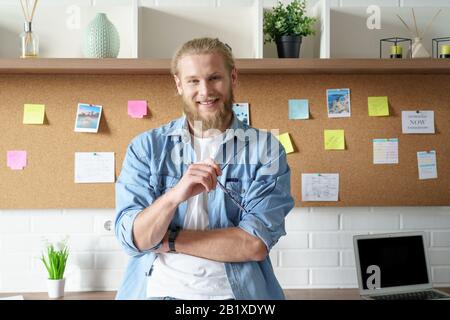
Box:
[47,278,65,299]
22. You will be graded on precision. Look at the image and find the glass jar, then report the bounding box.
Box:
[439,45,450,59]
[390,45,403,59]
[20,22,39,58]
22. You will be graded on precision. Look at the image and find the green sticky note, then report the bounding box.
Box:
[23,104,45,124]
[368,96,389,116]
[324,130,345,150]
[276,133,294,154]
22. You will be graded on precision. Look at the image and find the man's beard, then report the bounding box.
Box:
[182,88,234,131]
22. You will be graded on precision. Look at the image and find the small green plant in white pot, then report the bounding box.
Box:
[264,0,317,58]
[41,236,69,299]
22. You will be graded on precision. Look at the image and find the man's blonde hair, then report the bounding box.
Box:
[171,37,235,76]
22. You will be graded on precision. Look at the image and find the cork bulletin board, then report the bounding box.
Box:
[1,66,449,208]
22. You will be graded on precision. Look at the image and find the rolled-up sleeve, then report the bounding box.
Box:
[115,141,158,257]
[238,139,294,252]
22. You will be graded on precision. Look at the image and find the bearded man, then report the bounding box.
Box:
[115,38,294,300]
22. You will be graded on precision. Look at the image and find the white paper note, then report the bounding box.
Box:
[402,111,435,134]
[302,173,339,201]
[373,138,398,164]
[75,152,115,183]
[417,151,438,180]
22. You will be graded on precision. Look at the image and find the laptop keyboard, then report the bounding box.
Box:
[372,290,448,300]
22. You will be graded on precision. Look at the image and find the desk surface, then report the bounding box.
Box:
[1,288,450,300]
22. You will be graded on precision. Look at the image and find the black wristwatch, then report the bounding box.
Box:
[168,227,181,253]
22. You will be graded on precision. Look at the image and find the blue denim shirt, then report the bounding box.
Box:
[115,115,294,300]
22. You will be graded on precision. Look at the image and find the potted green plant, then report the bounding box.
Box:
[41,236,69,298]
[264,0,317,58]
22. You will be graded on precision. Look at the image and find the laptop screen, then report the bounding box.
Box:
[357,235,429,289]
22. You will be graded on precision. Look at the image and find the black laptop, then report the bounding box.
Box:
[353,232,450,300]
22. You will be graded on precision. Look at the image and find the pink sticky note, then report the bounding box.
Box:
[7,150,27,170]
[128,100,148,118]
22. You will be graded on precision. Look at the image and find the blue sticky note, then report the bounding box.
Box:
[289,99,309,120]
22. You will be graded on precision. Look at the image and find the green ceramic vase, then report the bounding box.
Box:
[83,13,120,58]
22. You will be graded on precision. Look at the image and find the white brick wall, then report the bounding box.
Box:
[433,232,450,247]
[434,268,450,284]
[310,268,357,286]
[275,207,450,288]
[1,206,449,293]
[275,268,309,287]
[340,250,356,267]
[281,250,339,267]
[0,209,120,293]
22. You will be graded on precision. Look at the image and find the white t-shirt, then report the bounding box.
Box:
[146,133,234,300]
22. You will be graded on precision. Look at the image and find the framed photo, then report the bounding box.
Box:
[232,102,250,125]
[326,89,351,118]
[74,103,102,133]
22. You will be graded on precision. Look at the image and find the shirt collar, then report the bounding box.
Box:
[164,113,245,144]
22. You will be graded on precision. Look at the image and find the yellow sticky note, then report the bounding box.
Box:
[324,130,345,150]
[276,133,294,154]
[23,104,45,124]
[368,96,389,116]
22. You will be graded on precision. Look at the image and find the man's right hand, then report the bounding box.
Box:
[169,158,222,205]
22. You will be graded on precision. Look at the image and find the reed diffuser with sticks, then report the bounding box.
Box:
[396,9,442,59]
[19,0,40,58]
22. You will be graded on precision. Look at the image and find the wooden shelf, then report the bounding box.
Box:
[1,58,450,75]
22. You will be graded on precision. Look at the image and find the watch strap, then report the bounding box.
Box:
[168,227,181,253]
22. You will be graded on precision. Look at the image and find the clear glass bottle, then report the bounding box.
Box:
[20,22,39,58]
